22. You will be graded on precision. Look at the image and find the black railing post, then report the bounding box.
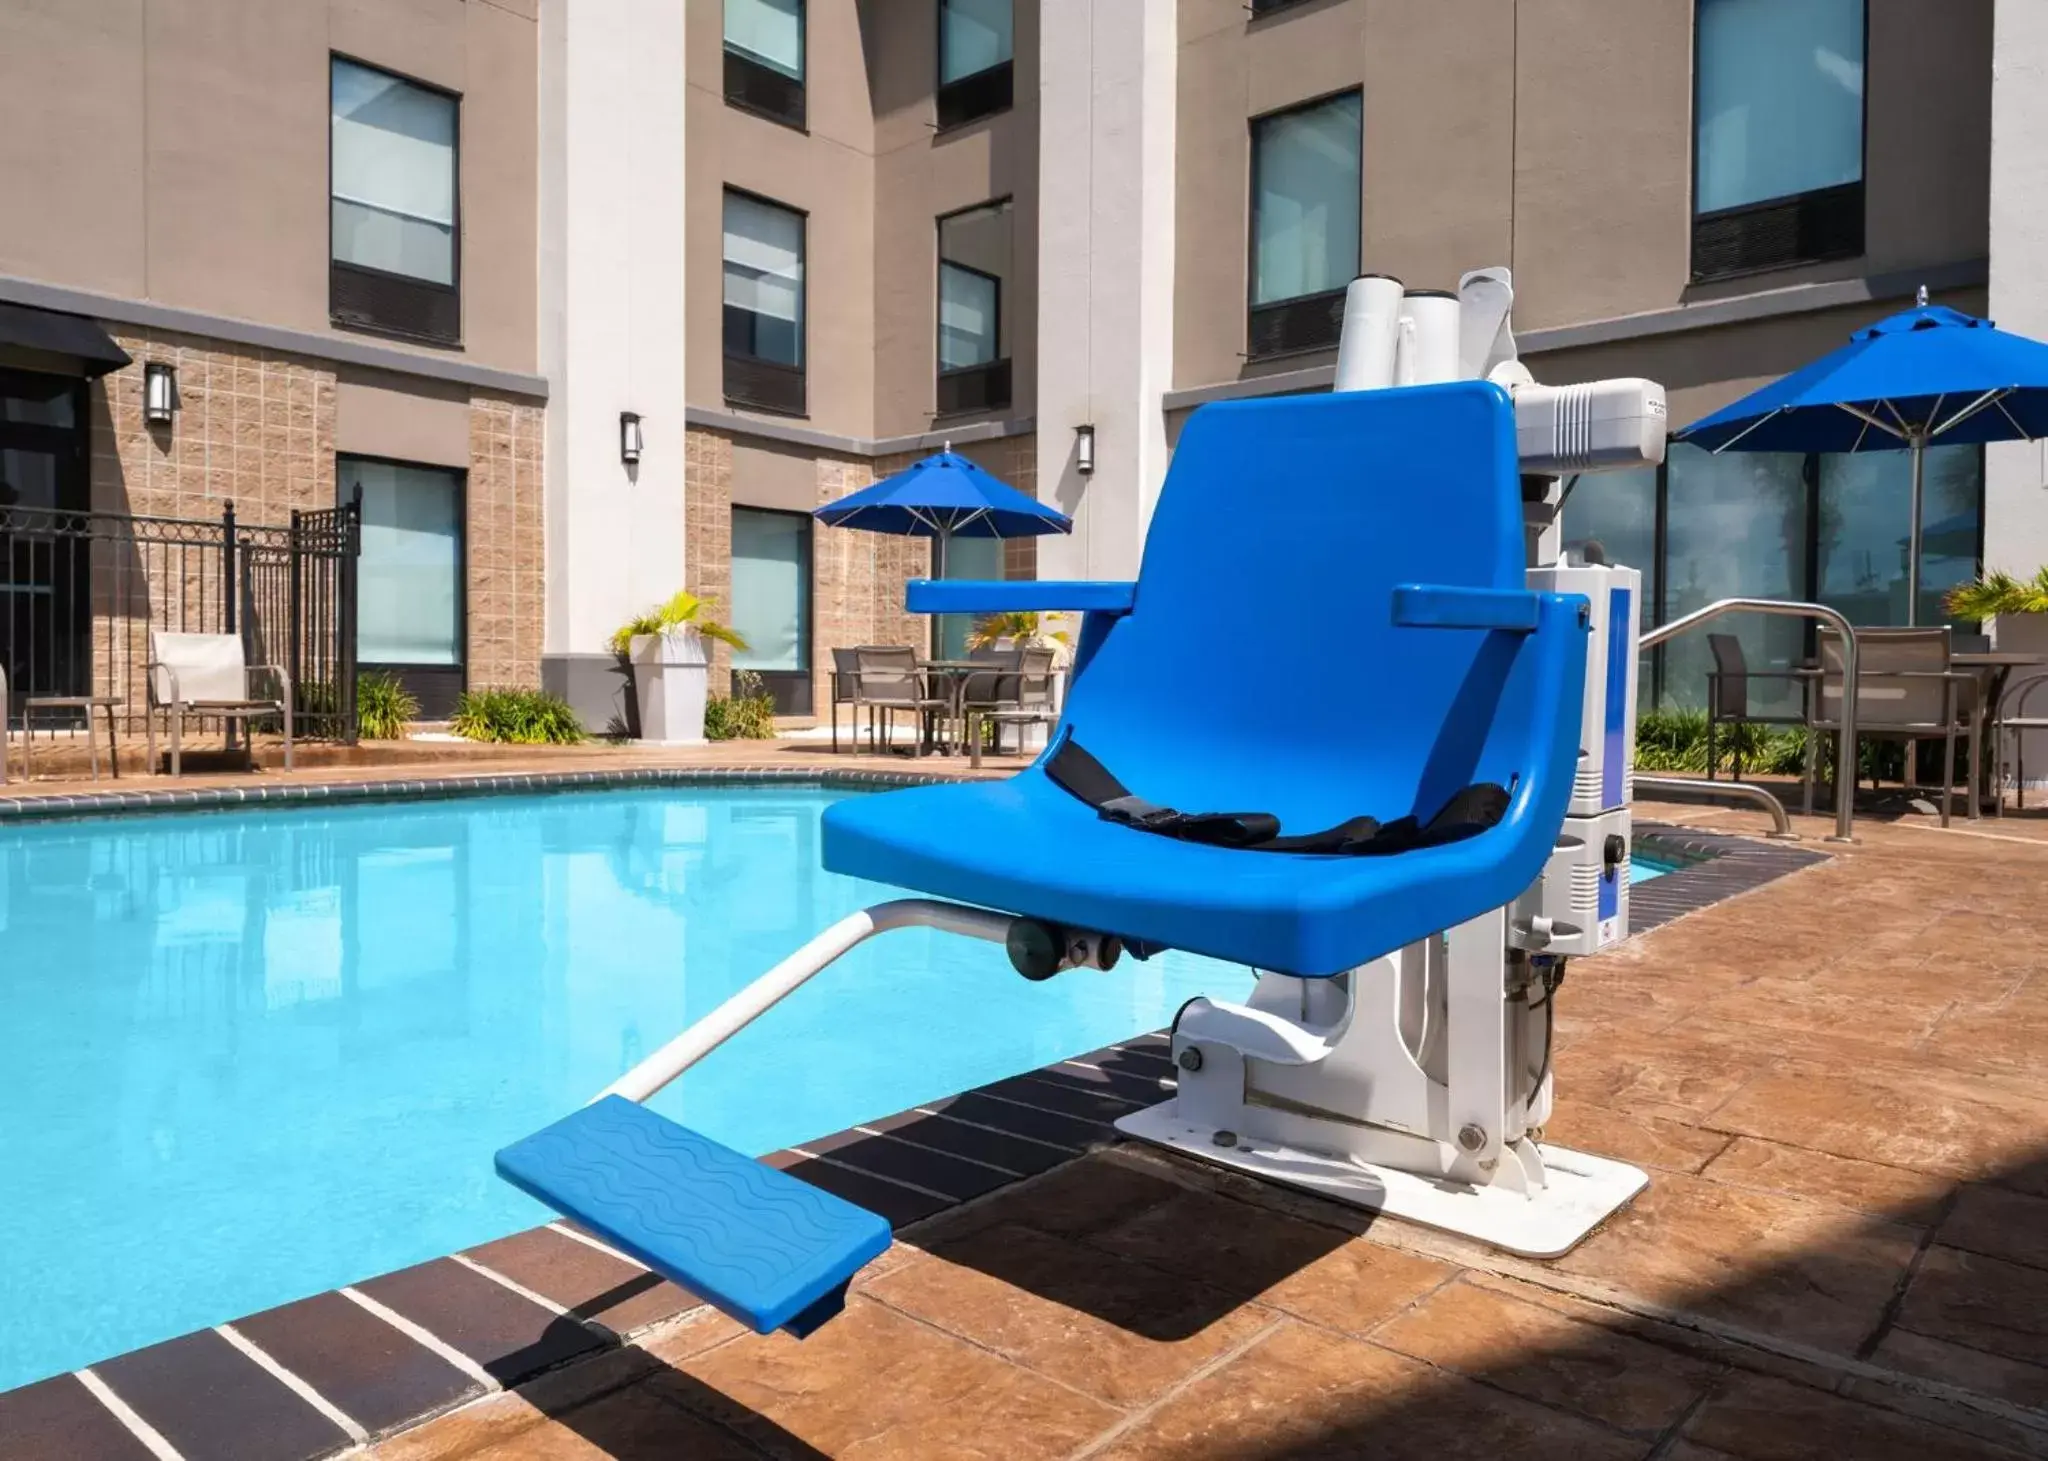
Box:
[288,508,305,728]
[221,501,238,637]
[340,485,362,743]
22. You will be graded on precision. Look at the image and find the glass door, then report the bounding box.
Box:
[342,456,465,718]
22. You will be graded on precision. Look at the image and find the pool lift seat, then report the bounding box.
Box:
[495,379,1653,1338]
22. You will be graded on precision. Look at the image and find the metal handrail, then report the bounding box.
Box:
[1633,775,1795,838]
[1639,598,1859,842]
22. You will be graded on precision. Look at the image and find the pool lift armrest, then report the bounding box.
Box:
[494,898,1123,1338]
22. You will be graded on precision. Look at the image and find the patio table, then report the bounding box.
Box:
[914,659,992,754]
[1959,652,2048,813]
[1792,650,2046,816]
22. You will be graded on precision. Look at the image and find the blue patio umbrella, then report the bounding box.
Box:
[815,447,1070,651]
[1676,293,2048,622]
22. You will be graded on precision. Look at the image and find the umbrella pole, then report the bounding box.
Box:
[931,529,948,659]
[1907,435,1926,627]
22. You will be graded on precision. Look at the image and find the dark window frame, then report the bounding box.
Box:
[723,0,808,131]
[728,502,815,717]
[934,197,1013,417]
[1245,87,1363,362]
[722,186,809,418]
[327,53,464,348]
[934,0,1014,131]
[1688,0,1869,282]
[337,451,469,719]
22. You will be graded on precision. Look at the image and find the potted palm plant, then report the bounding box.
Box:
[608,591,748,745]
[1947,567,2048,651]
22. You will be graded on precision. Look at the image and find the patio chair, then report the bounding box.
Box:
[496,382,1643,1340]
[1704,632,1809,781]
[1998,671,2048,811]
[966,644,1061,767]
[853,646,948,757]
[957,645,1022,752]
[146,630,294,777]
[1808,626,1979,826]
[828,647,862,753]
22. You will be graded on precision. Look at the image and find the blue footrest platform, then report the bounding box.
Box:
[495,1096,893,1337]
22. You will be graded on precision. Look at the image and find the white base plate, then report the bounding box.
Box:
[1115,1102,1648,1259]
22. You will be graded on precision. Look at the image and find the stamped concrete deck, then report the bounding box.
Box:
[9,750,2048,1458]
[346,791,2048,1461]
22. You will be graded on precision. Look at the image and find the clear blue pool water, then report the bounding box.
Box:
[0,785,1252,1391]
[1633,854,1676,882]
[1630,848,1679,885]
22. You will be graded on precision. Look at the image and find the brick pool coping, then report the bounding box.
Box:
[0,785,1826,1460]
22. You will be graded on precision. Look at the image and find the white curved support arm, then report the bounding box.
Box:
[597,898,1016,1105]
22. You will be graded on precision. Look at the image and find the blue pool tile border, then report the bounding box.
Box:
[0,765,965,824]
[0,813,1826,1459]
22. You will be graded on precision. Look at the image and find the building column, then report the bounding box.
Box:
[538,0,688,726]
[1989,0,2048,787]
[1034,0,1176,584]
[1989,0,2048,572]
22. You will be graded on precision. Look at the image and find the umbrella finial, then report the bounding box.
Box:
[1917,284,1929,308]
[943,439,952,454]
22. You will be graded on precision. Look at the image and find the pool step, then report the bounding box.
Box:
[495,1097,892,1337]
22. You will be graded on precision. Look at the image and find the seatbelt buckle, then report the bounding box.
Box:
[1098,795,1184,831]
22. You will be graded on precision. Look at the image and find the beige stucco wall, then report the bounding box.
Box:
[686,0,878,440]
[1172,0,1993,391]
[0,0,539,375]
[685,1,1039,444]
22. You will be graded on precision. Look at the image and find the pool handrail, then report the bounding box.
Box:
[597,898,1016,1104]
[1639,598,1858,843]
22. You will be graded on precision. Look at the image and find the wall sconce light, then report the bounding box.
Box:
[143,362,177,425]
[620,411,643,465]
[1075,423,1096,476]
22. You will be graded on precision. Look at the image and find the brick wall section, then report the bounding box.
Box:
[75,328,544,727]
[466,394,546,690]
[683,428,738,690]
[685,427,1041,716]
[95,329,336,524]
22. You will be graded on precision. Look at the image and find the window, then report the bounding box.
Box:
[725,0,805,129]
[1818,445,1981,631]
[723,191,806,416]
[937,0,1013,129]
[1662,445,1811,716]
[330,57,460,345]
[1573,443,1985,712]
[730,507,812,715]
[936,200,1012,415]
[343,456,465,714]
[1248,91,1361,360]
[1692,0,1865,279]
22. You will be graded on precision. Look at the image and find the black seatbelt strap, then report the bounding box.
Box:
[1045,739,1509,857]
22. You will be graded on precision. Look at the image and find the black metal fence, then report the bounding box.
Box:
[0,496,361,741]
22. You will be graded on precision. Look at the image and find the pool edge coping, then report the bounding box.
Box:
[0,764,967,824]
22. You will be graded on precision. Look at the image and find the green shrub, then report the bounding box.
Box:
[1634,707,1807,777]
[703,669,777,741]
[452,687,587,745]
[356,671,419,740]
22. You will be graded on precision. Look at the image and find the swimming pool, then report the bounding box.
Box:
[0,785,1252,1392]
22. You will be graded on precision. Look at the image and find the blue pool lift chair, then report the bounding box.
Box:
[496,382,1639,1337]
[825,382,1590,978]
